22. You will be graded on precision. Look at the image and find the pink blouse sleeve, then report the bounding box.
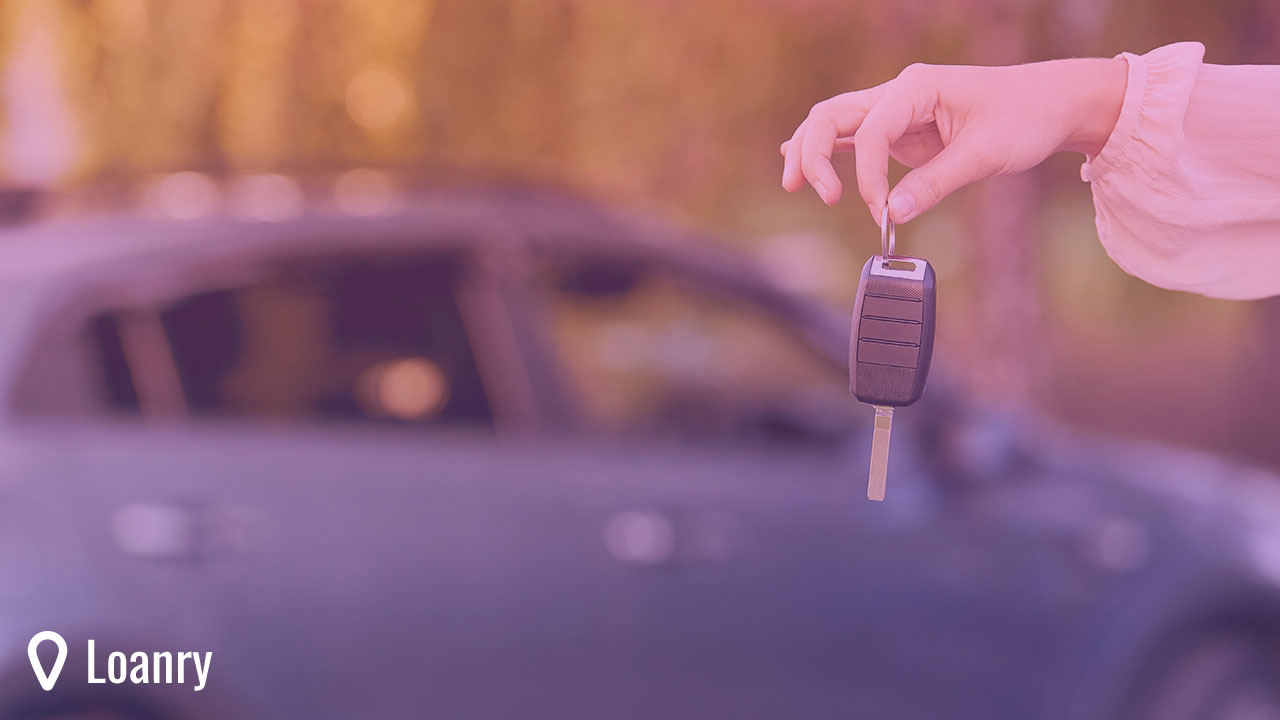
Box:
[1081,42,1280,300]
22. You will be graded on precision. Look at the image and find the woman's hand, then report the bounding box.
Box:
[780,57,1128,224]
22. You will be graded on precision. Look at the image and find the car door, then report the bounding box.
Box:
[504,237,1055,719]
[2,235,608,719]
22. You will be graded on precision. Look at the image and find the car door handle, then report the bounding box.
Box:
[111,502,201,561]
[604,510,678,566]
[603,509,740,567]
[111,502,267,562]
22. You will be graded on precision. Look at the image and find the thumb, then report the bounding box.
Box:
[887,143,988,224]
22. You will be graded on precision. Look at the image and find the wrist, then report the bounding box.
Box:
[1058,57,1129,157]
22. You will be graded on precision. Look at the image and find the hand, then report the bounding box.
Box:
[780,57,1128,225]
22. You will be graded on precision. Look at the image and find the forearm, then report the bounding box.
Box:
[1083,42,1280,299]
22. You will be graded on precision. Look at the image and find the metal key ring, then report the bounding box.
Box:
[880,205,896,259]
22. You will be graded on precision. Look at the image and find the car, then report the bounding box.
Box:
[0,187,1277,719]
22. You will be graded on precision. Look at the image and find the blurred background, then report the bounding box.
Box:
[3,2,1280,719]
[3,0,1279,466]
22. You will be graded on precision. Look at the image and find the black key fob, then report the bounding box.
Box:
[849,253,936,407]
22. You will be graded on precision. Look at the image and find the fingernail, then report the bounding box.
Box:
[889,191,916,222]
[813,181,829,203]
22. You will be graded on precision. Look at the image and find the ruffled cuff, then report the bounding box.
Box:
[1080,42,1205,183]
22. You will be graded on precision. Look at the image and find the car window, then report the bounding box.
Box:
[540,256,858,448]
[81,253,494,428]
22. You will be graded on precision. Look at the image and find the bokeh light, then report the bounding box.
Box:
[139,171,221,223]
[356,357,450,421]
[228,173,304,223]
[345,68,408,130]
[333,168,401,216]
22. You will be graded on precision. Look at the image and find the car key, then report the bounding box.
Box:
[849,207,937,501]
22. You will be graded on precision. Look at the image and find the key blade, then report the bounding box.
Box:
[868,406,893,501]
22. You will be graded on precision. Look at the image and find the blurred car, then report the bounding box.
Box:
[0,187,1278,720]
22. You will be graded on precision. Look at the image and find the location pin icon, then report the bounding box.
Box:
[28,631,67,691]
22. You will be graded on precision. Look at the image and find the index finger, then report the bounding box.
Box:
[797,87,886,205]
[853,78,933,223]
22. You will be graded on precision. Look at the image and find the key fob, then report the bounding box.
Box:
[849,254,936,407]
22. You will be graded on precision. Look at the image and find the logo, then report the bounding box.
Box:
[28,631,67,691]
[27,632,211,692]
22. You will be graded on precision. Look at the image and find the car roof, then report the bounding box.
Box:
[0,191,849,374]
[0,190,756,284]
[0,194,586,275]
